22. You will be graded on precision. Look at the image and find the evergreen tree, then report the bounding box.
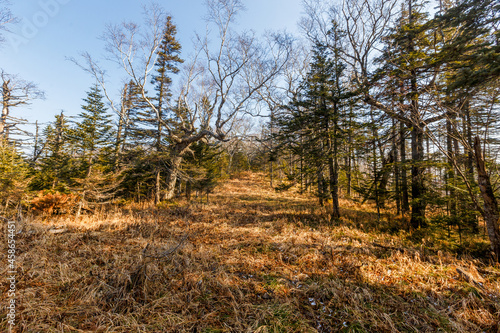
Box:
[275,39,351,221]
[373,0,435,228]
[0,140,30,211]
[150,16,183,151]
[31,112,75,192]
[74,84,114,176]
[183,140,222,203]
[72,85,120,215]
[150,16,183,204]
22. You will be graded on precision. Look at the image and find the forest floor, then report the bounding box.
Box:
[1,172,500,332]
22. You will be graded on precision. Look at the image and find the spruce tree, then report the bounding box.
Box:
[74,84,114,176]
[373,0,435,228]
[32,112,75,192]
[151,16,183,204]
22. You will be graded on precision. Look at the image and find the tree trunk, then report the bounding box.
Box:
[379,150,395,209]
[328,145,340,221]
[1,80,10,140]
[446,115,457,218]
[317,168,325,206]
[474,136,500,262]
[464,103,478,231]
[410,120,426,228]
[393,120,400,215]
[328,101,340,222]
[400,120,409,214]
[186,180,192,201]
[346,105,354,197]
[155,169,161,204]
[408,0,426,229]
[270,160,274,188]
[163,155,182,200]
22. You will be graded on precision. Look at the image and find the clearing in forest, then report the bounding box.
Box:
[1,173,499,332]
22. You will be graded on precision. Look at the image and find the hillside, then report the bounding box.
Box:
[1,173,499,332]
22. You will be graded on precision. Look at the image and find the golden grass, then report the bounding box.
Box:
[1,172,499,332]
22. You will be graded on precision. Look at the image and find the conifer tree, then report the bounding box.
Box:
[74,84,114,176]
[276,39,351,221]
[0,140,30,211]
[32,112,75,192]
[150,16,183,204]
[371,0,436,228]
[72,85,121,214]
[151,16,183,150]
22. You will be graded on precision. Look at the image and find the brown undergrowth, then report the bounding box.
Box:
[1,172,499,332]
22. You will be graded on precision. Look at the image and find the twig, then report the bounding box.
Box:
[143,234,189,260]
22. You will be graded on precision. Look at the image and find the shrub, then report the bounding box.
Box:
[31,191,77,215]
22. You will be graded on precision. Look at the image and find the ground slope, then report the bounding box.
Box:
[1,173,499,332]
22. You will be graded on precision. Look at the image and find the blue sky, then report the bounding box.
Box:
[1,0,303,133]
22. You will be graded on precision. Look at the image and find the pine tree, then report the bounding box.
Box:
[0,140,30,211]
[373,0,436,228]
[74,84,114,176]
[124,18,184,204]
[32,112,75,192]
[183,140,222,203]
[72,85,119,215]
[150,16,183,204]
[151,16,183,151]
[275,39,351,221]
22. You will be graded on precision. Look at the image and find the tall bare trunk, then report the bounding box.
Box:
[400,118,409,214]
[464,103,478,231]
[410,119,426,228]
[1,80,10,140]
[162,139,191,202]
[445,114,457,218]
[408,0,426,229]
[328,102,340,222]
[155,170,161,204]
[393,120,400,215]
[379,150,395,208]
[474,136,500,262]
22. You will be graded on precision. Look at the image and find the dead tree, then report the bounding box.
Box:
[1,72,44,141]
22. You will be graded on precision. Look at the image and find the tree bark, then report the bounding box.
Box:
[400,118,409,214]
[379,149,395,208]
[392,119,400,215]
[163,155,183,200]
[474,136,500,262]
[446,114,457,218]
[408,0,426,228]
[328,102,341,221]
[410,120,426,228]
[1,80,10,140]
[155,169,161,204]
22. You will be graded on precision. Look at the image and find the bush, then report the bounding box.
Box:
[31,191,77,215]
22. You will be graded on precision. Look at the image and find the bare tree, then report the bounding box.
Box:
[256,41,310,187]
[74,0,292,200]
[1,71,44,141]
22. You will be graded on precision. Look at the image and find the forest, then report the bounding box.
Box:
[1,0,500,332]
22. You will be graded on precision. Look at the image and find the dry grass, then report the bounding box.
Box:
[1,172,499,332]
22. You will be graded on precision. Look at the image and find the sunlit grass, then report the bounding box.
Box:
[1,172,498,332]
